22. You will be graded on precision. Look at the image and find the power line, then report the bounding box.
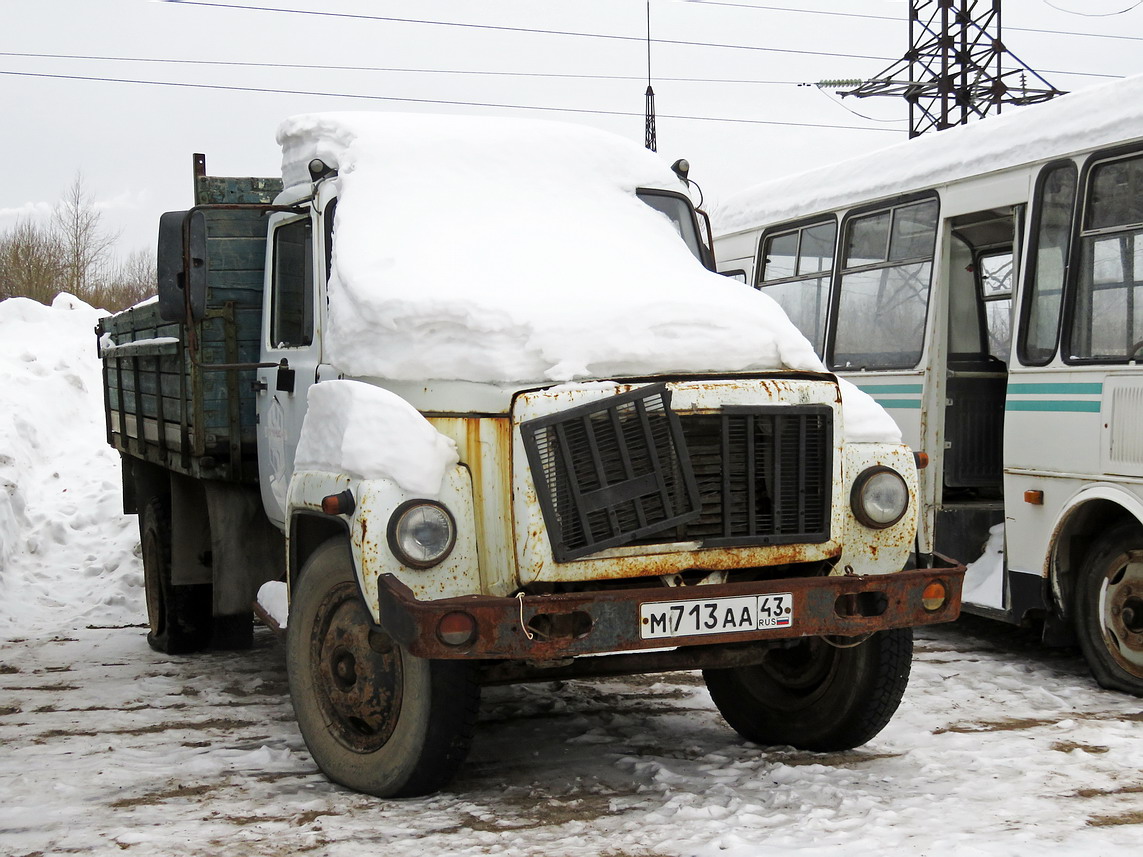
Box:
[160,1,899,63]
[150,3,1125,81]
[1040,0,1143,15]
[0,48,1120,86]
[686,0,1143,42]
[0,52,804,87]
[0,69,907,133]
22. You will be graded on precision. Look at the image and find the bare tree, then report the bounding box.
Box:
[95,247,157,312]
[52,173,120,302]
[0,218,65,305]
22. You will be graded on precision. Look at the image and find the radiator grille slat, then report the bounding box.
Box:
[522,388,833,562]
[522,384,702,562]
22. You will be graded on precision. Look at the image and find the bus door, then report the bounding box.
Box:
[939,207,1019,606]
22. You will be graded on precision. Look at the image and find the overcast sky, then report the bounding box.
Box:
[3,0,1142,259]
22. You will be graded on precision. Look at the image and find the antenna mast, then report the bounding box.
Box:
[644,0,657,151]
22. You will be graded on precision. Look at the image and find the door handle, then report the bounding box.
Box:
[276,359,296,394]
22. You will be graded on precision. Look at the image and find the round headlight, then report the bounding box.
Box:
[851,466,909,529]
[387,501,457,569]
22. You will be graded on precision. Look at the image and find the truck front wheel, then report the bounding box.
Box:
[286,539,481,797]
[702,628,913,751]
[140,497,211,654]
[1075,520,1143,697]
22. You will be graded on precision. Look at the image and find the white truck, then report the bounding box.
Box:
[98,113,964,797]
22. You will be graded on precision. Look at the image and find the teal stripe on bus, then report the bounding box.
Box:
[1007,382,1103,395]
[1005,400,1101,412]
[856,384,924,394]
[873,399,923,409]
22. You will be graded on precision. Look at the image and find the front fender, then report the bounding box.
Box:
[837,442,920,575]
[288,466,481,622]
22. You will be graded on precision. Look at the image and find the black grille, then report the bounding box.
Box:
[521,384,702,562]
[664,408,832,547]
[522,385,833,561]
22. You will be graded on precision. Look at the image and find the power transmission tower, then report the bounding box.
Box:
[841,0,1065,138]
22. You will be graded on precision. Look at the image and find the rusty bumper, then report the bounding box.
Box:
[375,557,965,661]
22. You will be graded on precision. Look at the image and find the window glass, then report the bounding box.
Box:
[980,251,1014,360]
[845,211,890,267]
[760,276,829,353]
[637,190,703,262]
[762,231,798,281]
[889,200,939,261]
[270,218,314,349]
[1087,156,1143,231]
[833,263,931,369]
[831,198,937,370]
[756,219,837,355]
[1070,230,1143,361]
[798,222,835,275]
[1019,163,1076,365]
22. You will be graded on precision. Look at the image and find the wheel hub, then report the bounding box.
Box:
[311,581,403,753]
[1101,557,1143,673]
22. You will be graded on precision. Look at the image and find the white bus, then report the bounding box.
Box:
[715,74,1143,696]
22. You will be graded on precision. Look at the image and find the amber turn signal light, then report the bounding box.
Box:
[438,611,476,647]
[921,580,948,612]
[321,489,356,516]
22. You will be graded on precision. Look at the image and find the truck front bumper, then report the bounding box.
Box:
[374,557,965,661]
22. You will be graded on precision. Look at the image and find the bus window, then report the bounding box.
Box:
[1019,162,1076,365]
[1069,153,1143,362]
[831,198,938,370]
[980,250,1014,361]
[756,219,836,354]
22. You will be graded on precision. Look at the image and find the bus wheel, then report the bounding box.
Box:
[702,628,913,751]
[1076,520,1143,696]
[140,497,211,654]
[286,539,481,797]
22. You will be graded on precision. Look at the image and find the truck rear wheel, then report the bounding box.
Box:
[702,628,913,751]
[140,497,212,654]
[1076,520,1143,697]
[286,539,481,797]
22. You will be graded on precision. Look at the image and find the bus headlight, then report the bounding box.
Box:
[851,466,909,529]
[387,500,457,568]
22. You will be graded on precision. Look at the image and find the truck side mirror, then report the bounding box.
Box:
[157,209,209,322]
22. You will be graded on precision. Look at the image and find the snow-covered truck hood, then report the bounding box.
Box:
[277,111,898,444]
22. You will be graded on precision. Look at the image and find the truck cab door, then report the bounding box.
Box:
[257,210,321,529]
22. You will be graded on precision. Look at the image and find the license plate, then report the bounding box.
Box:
[638,593,794,640]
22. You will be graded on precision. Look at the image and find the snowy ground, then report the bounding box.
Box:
[2,619,1142,857]
[2,297,1142,856]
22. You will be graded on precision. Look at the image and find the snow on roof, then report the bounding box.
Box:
[275,112,824,386]
[716,73,1143,236]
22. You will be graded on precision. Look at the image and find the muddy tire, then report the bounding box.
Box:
[286,539,481,797]
[702,628,913,751]
[1075,520,1143,697]
[140,497,212,655]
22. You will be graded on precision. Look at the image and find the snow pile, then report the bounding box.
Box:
[963,523,1006,609]
[0,295,144,634]
[277,112,899,443]
[717,73,1143,234]
[277,112,824,384]
[294,380,459,495]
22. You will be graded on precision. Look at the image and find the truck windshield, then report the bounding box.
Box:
[638,189,704,263]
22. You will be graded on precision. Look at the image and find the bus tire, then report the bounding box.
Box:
[286,539,481,797]
[140,497,212,655]
[1075,520,1143,697]
[703,627,913,751]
